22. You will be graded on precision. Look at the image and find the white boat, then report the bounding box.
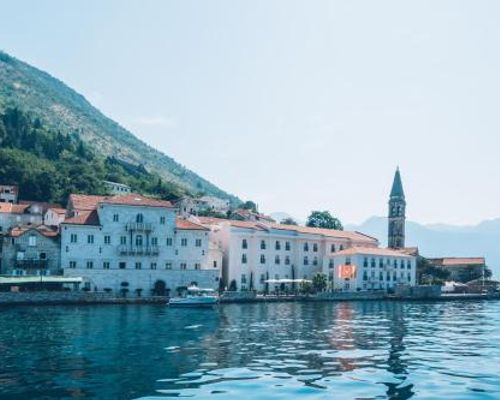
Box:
[168,286,219,307]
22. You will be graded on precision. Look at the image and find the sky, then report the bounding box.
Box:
[1,0,500,225]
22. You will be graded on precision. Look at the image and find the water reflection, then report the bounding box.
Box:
[0,301,499,399]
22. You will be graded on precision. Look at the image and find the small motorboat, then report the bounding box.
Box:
[168,286,219,307]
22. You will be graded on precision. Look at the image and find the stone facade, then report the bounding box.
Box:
[388,168,406,249]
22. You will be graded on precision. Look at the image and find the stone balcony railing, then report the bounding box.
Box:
[118,246,160,256]
[125,222,153,232]
[15,260,48,269]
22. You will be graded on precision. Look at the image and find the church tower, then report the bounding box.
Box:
[388,167,406,249]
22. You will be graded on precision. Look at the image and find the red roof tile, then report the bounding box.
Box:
[429,257,485,266]
[62,210,100,226]
[176,218,209,231]
[69,194,107,211]
[101,194,173,208]
[334,247,414,257]
[9,224,59,238]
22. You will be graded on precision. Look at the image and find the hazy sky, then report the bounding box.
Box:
[1,0,499,225]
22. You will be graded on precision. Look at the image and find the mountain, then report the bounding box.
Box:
[0,51,240,204]
[347,216,500,276]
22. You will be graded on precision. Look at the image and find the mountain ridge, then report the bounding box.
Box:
[0,51,240,204]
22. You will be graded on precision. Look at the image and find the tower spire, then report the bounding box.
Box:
[388,167,406,249]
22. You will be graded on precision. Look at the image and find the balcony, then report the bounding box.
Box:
[118,246,159,256]
[125,222,153,232]
[15,260,48,269]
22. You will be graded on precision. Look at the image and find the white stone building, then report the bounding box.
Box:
[327,247,416,292]
[196,217,380,292]
[0,185,18,204]
[103,181,132,196]
[60,194,221,295]
[44,207,67,227]
[0,202,44,234]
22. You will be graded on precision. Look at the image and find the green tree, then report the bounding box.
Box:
[306,210,343,230]
[312,273,328,292]
[299,280,313,295]
[281,217,298,225]
[240,200,258,213]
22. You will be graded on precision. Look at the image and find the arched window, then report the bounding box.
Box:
[136,214,144,223]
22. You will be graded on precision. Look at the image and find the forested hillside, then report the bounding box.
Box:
[0,51,240,205]
[0,107,185,204]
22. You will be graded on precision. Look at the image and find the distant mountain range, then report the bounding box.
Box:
[0,51,240,204]
[347,216,500,275]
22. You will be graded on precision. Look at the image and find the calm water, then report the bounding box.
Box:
[1,301,500,400]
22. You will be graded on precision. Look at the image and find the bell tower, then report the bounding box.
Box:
[388,167,406,249]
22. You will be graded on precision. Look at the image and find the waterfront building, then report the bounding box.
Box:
[61,194,220,295]
[175,195,230,217]
[428,257,486,283]
[103,180,132,196]
[196,217,379,292]
[0,185,18,204]
[43,207,67,227]
[230,209,275,223]
[388,167,406,249]
[0,225,60,276]
[0,202,44,234]
[328,247,416,292]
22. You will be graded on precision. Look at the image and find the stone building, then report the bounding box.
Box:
[61,194,221,295]
[0,202,44,234]
[0,185,18,204]
[0,225,60,276]
[428,257,486,283]
[103,181,132,196]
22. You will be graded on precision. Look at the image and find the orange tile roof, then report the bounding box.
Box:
[334,247,414,258]
[176,218,209,231]
[101,194,174,208]
[269,223,378,243]
[9,224,59,238]
[429,257,485,266]
[62,210,100,226]
[0,203,31,214]
[69,194,107,211]
[48,207,67,215]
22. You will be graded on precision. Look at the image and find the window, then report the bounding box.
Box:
[28,235,36,247]
[304,256,309,266]
[275,255,280,265]
[181,238,188,247]
[312,257,318,266]
[213,261,218,268]
[275,241,281,250]
[104,235,111,245]
[160,216,166,224]
[69,261,77,269]
[39,252,46,260]
[407,260,411,269]
[103,261,110,269]
[260,240,266,250]
[260,274,265,283]
[242,239,248,249]
[165,262,172,270]
[371,258,376,268]
[285,241,291,251]
[151,237,158,246]
[363,271,368,281]
[304,243,309,252]
[135,262,142,270]
[379,272,383,280]
[285,256,290,265]
[150,262,157,270]
[339,245,344,251]
[329,259,334,269]
[135,235,143,246]
[363,257,368,267]
[119,262,126,269]
[313,243,318,252]
[346,257,351,265]
[195,263,201,270]
[86,261,94,269]
[195,238,202,247]
[120,236,127,245]
[331,244,336,253]
[394,259,398,268]
[136,214,144,223]
[379,259,384,268]
[242,254,247,264]
[166,237,173,246]
[260,254,266,264]
[241,274,247,284]
[180,263,187,270]
[87,235,94,244]
[113,214,119,222]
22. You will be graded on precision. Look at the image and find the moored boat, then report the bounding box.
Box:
[168,286,219,307]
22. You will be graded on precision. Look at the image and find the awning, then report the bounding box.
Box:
[264,279,312,284]
[0,276,84,285]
